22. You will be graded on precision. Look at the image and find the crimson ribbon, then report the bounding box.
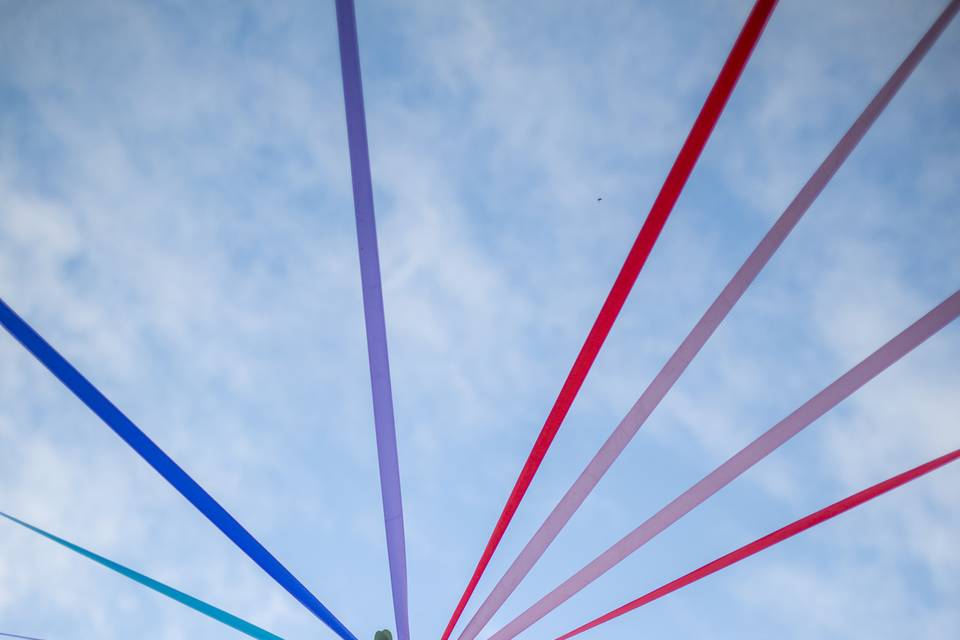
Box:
[442,2,778,637]
[557,448,960,639]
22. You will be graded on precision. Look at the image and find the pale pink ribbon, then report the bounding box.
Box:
[460,2,960,638]
[491,287,960,639]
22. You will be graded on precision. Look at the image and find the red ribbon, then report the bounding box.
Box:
[557,448,960,639]
[442,2,778,636]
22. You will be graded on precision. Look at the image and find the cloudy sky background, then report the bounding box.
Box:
[1,0,958,638]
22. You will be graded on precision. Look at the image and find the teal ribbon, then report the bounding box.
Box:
[0,511,283,639]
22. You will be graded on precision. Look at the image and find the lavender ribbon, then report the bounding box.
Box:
[334,2,410,639]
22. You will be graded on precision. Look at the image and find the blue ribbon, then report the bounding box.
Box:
[0,298,357,640]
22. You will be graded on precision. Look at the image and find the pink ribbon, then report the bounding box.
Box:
[490,287,960,639]
[459,2,960,638]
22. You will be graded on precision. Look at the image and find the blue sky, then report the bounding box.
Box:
[1,1,958,638]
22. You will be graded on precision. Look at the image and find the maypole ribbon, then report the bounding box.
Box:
[334,1,410,639]
[557,448,960,639]
[0,300,357,640]
[443,2,778,637]
[456,2,958,636]
[489,288,960,639]
[0,511,283,640]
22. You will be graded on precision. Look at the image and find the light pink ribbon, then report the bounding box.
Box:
[462,2,960,638]
[490,288,960,639]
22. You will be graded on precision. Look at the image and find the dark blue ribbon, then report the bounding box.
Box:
[0,298,357,640]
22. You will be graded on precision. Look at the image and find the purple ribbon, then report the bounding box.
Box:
[334,2,410,639]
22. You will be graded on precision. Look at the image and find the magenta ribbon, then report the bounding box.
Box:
[458,3,960,638]
[491,289,960,639]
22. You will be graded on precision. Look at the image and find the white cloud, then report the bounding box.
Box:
[1,1,957,639]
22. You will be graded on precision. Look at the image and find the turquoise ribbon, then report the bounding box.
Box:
[0,511,283,639]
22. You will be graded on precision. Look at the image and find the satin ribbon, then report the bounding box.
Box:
[490,287,960,639]
[444,2,778,637]
[0,511,283,640]
[0,299,357,640]
[557,448,960,639]
[334,2,409,639]
[460,2,959,637]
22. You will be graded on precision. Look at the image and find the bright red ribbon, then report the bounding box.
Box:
[442,2,778,637]
[557,448,960,639]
